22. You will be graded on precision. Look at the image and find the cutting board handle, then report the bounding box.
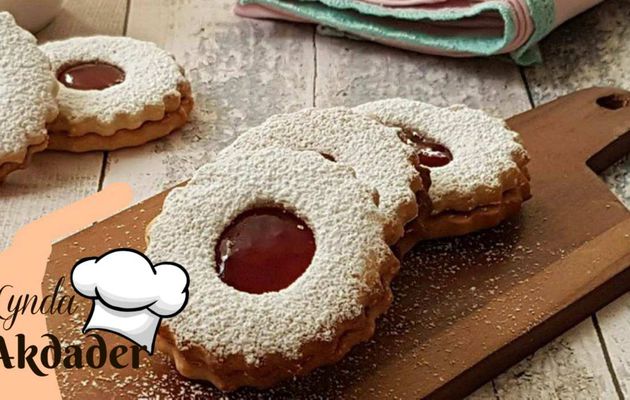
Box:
[508,87,630,174]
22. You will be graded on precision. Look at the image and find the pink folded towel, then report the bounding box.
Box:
[235,0,603,64]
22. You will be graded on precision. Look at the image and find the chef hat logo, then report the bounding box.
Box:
[71,249,189,354]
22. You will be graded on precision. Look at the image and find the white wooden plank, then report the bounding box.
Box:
[523,0,630,105]
[601,116,630,399]
[524,2,630,397]
[314,35,531,117]
[493,320,619,399]
[0,0,127,250]
[102,0,315,201]
[0,153,101,250]
[468,382,499,400]
[37,0,129,43]
[597,293,630,396]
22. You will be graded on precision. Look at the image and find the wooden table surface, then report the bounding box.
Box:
[1,1,628,398]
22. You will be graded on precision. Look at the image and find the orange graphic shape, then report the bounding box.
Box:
[0,183,133,399]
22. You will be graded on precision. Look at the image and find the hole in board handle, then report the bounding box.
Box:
[596,94,630,110]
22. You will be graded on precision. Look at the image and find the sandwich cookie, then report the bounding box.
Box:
[222,107,428,244]
[147,148,399,390]
[0,12,58,181]
[41,36,193,152]
[355,99,531,254]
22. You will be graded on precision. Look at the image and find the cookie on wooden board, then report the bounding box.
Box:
[147,148,399,391]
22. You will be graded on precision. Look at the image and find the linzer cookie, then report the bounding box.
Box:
[146,148,399,391]
[0,12,58,181]
[355,99,530,254]
[222,107,427,244]
[40,36,193,152]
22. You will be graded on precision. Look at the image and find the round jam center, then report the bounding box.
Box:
[399,128,453,167]
[215,207,316,294]
[57,62,125,90]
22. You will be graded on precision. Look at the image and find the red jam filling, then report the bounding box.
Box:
[57,62,125,90]
[215,207,316,294]
[399,128,453,167]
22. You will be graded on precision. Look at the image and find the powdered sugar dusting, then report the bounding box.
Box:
[222,107,421,243]
[0,12,57,162]
[355,99,528,213]
[41,36,187,136]
[146,148,394,364]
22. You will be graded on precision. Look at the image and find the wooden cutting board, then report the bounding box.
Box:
[44,87,630,399]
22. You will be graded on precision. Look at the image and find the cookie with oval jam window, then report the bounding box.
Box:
[40,36,193,152]
[0,12,58,181]
[355,99,531,255]
[146,148,399,391]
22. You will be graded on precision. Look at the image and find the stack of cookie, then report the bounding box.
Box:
[146,99,530,389]
[0,12,193,181]
[2,9,531,393]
